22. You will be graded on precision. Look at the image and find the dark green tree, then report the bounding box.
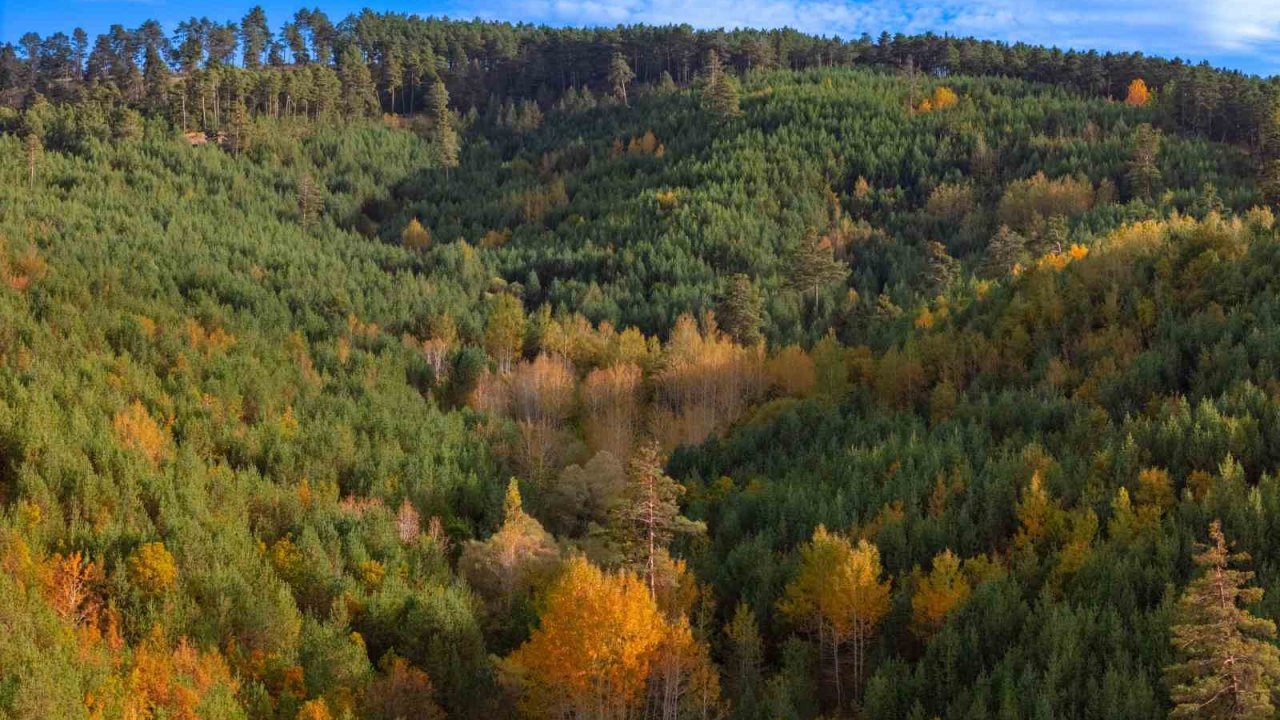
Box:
[719,273,765,346]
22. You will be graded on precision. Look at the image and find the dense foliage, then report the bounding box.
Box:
[6,8,1280,720]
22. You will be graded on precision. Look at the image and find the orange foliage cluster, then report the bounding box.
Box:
[113,400,171,466]
[1125,78,1150,106]
[183,318,236,357]
[655,190,679,211]
[611,129,665,158]
[917,85,958,113]
[1,241,48,292]
[0,534,243,720]
[504,556,718,719]
[1033,243,1089,272]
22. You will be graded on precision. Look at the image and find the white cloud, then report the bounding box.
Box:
[449,0,1280,73]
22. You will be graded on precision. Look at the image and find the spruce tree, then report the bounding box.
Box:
[1167,521,1280,720]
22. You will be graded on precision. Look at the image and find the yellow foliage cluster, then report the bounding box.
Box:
[1034,243,1089,272]
[127,542,177,598]
[653,313,767,448]
[780,525,891,704]
[612,129,665,158]
[917,85,958,113]
[910,549,972,639]
[401,217,432,251]
[914,307,936,329]
[113,400,170,466]
[655,189,679,211]
[766,345,816,397]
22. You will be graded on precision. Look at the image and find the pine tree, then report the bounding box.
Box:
[725,601,764,718]
[337,45,377,118]
[429,78,460,178]
[925,241,959,294]
[608,52,635,107]
[383,46,404,113]
[298,172,322,231]
[701,49,741,119]
[787,230,849,308]
[1167,520,1280,720]
[611,440,703,597]
[718,273,765,346]
[984,225,1028,278]
[1128,122,1162,201]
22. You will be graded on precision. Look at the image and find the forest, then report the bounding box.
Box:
[5,6,1280,720]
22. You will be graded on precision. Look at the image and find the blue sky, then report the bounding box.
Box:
[4,0,1280,76]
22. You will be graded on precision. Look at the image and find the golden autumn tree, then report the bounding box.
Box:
[127,541,178,599]
[505,556,667,719]
[1126,78,1150,106]
[114,400,170,466]
[910,549,971,639]
[780,525,891,711]
[401,217,432,252]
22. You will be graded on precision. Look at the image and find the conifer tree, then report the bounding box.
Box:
[608,52,635,107]
[338,45,377,118]
[611,440,703,597]
[1128,122,1162,201]
[429,78,460,178]
[984,225,1028,278]
[787,230,848,309]
[725,601,764,718]
[701,49,741,119]
[718,273,765,346]
[1168,520,1280,720]
[298,172,322,231]
[925,240,958,294]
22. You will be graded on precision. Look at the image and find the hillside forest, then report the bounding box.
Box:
[7,8,1280,720]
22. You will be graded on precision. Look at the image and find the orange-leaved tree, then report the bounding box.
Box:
[504,556,667,719]
[1126,78,1150,106]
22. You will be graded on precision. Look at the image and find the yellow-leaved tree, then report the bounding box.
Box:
[910,549,971,639]
[505,556,667,719]
[779,525,891,712]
